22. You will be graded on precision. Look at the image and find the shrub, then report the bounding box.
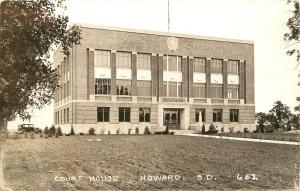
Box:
[79,132,84,136]
[128,128,132,135]
[243,128,249,133]
[116,129,120,135]
[30,132,34,139]
[56,127,62,136]
[236,130,241,133]
[144,126,151,135]
[40,134,43,138]
[229,126,234,133]
[135,127,139,135]
[221,127,224,133]
[206,124,218,134]
[108,130,111,135]
[44,126,49,135]
[170,131,175,135]
[201,124,206,134]
[70,126,75,135]
[164,126,169,135]
[49,125,56,136]
[55,134,59,138]
[88,128,95,135]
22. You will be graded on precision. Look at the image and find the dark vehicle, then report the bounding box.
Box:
[17,124,42,134]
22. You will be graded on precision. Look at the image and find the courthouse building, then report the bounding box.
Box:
[53,24,255,134]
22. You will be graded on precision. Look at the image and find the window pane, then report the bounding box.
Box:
[95,50,111,68]
[95,79,111,95]
[177,56,182,71]
[194,58,206,73]
[168,56,177,71]
[117,80,132,95]
[137,81,151,96]
[195,109,205,122]
[227,85,239,99]
[213,109,222,122]
[193,83,206,98]
[117,52,131,68]
[163,82,167,97]
[230,109,239,122]
[137,53,151,70]
[139,108,150,122]
[211,59,223,73]
[97,107,110,122]
[210,84,223,98]
[125,108,130,122]
[163,56,168,70]
[168,82,177,97]
[178,82,182,97]
[228,60,239,74]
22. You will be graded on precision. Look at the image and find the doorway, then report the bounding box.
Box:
[163,109,180,129]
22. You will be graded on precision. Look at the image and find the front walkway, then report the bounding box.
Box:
[178,133,300,146]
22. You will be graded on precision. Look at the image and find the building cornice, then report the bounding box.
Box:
[77,23,254,45]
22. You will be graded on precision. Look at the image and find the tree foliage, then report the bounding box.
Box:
[285,0,300,63]
[256,101,299,132]
[0,0,80,120]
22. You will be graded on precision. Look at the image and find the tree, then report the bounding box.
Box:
[56,126,62,136]
[70,126,75,135]
[44,126,49,135]
[0,0,81,122]
[255,112,269,133]
[285,0,300,117]
[49,125,56,136]
[268,101,292,130]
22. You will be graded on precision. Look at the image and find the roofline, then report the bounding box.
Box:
[76,23,254,45]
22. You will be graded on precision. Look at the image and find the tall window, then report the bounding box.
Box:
[213,109,222,122]
[193,83,206,98]
[119,107,130,122]
[63,109,66,124]
[137,81,151,96]
[210,84,223,98]
[95,79,111,95]
[230,109,239,122]
[137,53,151,70]
[195,109,205,122]
[95,50,111,67]
[227,85,239,99]
[117,52,131,68]
[66,108,69,123]
[211,59,223,73]
[139,108,150,122]
[97,107,110,122]
[194,58,206,73]
[117,80,131,95]
[228,60,239,74]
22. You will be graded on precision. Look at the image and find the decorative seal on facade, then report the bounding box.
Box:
[167,36,179,51]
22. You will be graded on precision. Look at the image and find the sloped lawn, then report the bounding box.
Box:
[3,135,300,190]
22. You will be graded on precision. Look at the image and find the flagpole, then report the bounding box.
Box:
[168,0,170,33]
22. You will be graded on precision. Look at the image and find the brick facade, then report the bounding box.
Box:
[53,24,255,134]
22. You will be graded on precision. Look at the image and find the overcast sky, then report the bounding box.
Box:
[8,0,300,129]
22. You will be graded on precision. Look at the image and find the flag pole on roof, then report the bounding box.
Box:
[168,0,170,33]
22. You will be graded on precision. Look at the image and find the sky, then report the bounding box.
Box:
[7,0,300,129]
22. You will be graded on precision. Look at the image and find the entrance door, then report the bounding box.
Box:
[163,109,180,129]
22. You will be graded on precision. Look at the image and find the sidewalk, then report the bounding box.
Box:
[178,133,300,146]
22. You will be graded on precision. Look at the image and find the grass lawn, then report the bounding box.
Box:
[3,135,300,190]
